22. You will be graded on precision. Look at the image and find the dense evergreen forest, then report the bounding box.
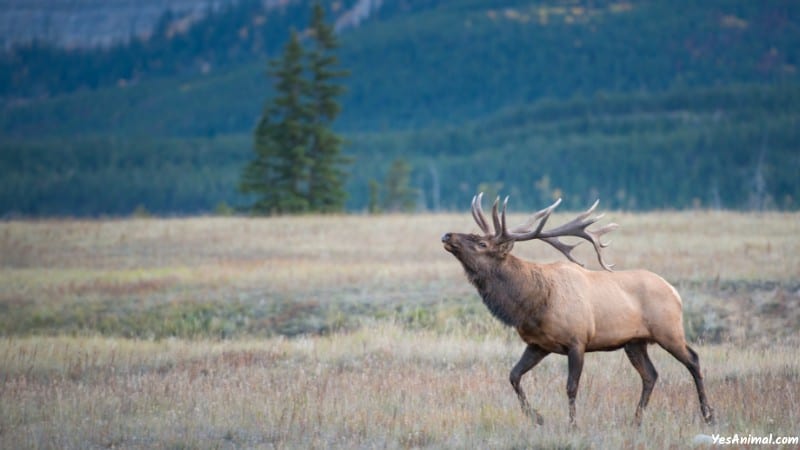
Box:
[2,0,799,215]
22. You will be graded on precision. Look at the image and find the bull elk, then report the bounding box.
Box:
[441,193,714,426]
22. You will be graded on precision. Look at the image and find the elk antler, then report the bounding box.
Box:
[471,192,491,235]
[471,194,515,239]
[536,200,619,271]
[472,193,618,271]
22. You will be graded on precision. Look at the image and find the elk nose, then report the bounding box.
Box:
[441,233,452,243]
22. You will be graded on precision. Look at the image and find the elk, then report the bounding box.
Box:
[441,193,714,426]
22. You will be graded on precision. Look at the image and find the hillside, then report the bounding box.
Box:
[0,0,235,49]
[2,0,800,215]
[5,0,799,134]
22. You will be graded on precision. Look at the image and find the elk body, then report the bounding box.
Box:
[441,194,714,426]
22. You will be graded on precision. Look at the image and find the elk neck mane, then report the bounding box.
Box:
[462,255,552,328]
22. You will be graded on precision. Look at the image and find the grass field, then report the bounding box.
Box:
[1,211,799,448]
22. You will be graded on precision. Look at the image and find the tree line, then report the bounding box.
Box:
[1,83,798,216]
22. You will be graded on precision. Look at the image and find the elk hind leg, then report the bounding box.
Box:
[510,344,549,425]
[624,341,658,425]
[566,345,585,428]
[661,340,715,424]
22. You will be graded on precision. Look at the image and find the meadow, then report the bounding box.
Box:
[1,211,799,449]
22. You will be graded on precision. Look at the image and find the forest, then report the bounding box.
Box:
[1,0,799,215]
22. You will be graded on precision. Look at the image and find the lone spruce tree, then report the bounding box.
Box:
[240,3,349,215]
[240,30,310,214]
[307,2,350,212]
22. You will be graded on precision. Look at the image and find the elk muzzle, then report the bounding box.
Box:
[441,232,458,253]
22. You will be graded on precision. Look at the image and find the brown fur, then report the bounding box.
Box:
[442,223,714,426]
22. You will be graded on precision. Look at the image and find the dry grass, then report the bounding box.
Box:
[1,327,798,449]
[2,211,798,286]
[1,211,799,448]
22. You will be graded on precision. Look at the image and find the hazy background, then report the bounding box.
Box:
[2,0,799,215]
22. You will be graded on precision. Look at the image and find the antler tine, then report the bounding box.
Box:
[579,199,600,220]
[591,222,619,248]
[471,192,491,234]
[490,196,505,239]
[540,236,583,265]
[509,197,562,237]
[538,199,604,239]
[500,196,510,239]
[538,199,619,271]
[539,232,618,271]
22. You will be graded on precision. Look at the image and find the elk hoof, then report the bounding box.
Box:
[524,409,544,426]
[633,410,644,427]
[702,406,715,425]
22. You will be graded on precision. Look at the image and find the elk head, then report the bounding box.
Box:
[442,193,619,271]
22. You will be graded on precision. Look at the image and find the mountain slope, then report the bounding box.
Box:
[1,0,799,215]
[4,0,799,135]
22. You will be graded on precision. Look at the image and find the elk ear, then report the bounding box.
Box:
[496,240,515,257]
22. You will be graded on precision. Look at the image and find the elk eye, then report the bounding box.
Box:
[478,241,488,248]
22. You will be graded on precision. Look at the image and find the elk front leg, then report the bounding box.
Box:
[566,345,585,427]
[509,344,549,425]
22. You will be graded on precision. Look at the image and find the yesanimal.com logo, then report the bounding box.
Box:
[694,433,799,446]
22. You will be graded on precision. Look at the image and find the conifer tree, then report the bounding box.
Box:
[240,30,310,214]
[306,2,350,212]
[240,3,349,215]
